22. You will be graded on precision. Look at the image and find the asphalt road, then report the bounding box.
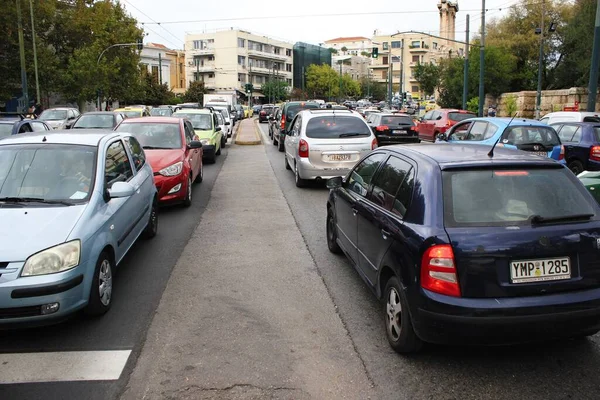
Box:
[257,121,600,400]
[0,145,228,400]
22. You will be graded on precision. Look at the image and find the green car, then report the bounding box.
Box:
[173,109,223,163]
[579,171,600,204]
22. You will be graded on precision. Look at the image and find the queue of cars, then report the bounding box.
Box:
[0,103,230,327]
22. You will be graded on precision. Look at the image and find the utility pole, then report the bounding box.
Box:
[339,61,343,102]
[16,0,29,113]
[535,0,545,119]
[158,53,163,85]
[29,0,40,106]
[389,59,394,106]
[462,14,470,110]
[587,0,600,111]
[478,0,486,117]
[249,62,253,108]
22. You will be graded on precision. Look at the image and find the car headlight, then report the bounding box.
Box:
[200,139,210,146]
[159,161,183,177]
[22,240,81,277]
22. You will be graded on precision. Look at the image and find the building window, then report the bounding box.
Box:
[411,86,419,92]
[238,73,246,83]
[382,56,388,65]
[410,41,420,48]
[208,73,214,78]
[411,55,420,63]
[207,39,214,44]
[179,63,183,73]
[391,41,402,49]
[382,42,389,50]
[193,40,200,49]
[238,55,246,66]
[286,63,292,72]
[432,42,438,50]
[238,38,245,48]
[208,56,214,61]
[286,49,292,56]
[287,78,292,85]
[180,79,184,87]
[274,47,281,55]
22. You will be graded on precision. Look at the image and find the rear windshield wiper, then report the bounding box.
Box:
[339,133,368,137]
[142,146,172,150]
[0,197,73,206]
[530,213,594,225]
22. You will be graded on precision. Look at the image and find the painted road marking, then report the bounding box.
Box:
[0,350,131,383]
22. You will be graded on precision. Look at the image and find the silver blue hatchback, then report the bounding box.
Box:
[0,130,158,326]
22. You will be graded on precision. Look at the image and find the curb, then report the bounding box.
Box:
[234,118,262,145]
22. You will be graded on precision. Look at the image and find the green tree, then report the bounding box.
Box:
[504,94,518,116]
[306,64,339,99]
[341,46,348,54]
[466,97,479,113]
[413,62,440,97]
[359,77,387,101]
[261,80,289,102]
[183,80,207,103]
[340,74,361,99]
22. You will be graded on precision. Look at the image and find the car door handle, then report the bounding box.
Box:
[381,229,391,240]
[352,208,358,216]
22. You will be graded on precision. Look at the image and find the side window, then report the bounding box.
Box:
[124,136,146,171]
[369,156,413,213]
[293,116,302,136]
[432,111,443,120]
[346,153,387,197]
[449,121,472,140]
[465,121,488,141]
[483,123,498,139]
[183,122,194,144]
[116,114,123,124]
[571,126,583,142]
[394,167,415,217]
[18,123,32,133]
[423,111,434,121]
[557,125,578,142]
[30,122,47,132]
[540,117,549,125]
[67,110,76,119]
[105,140,134,188]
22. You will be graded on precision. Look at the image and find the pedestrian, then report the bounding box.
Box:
[487,104,496,117]
[33,102,43,118]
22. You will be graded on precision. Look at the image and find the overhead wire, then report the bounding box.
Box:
[121,0,184,48]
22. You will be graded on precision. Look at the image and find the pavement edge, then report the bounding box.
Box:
[233,118,262,145]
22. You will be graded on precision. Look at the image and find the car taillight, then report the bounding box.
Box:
[420,244,460,297]
[376,125,389,132]
[371,137,378,150]
[591,146,600,161]
[299,139,309,157]
[559,145,565,161]
[260,111,266,115]
[280,114,285,130]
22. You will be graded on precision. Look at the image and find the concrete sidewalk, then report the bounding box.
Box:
[233,118,262,145]
[121,141,374,399]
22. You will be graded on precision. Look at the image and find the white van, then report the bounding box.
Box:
[539,111,600,125]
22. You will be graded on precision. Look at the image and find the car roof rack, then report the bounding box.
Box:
[203,106,216,112]
[307,109,353,114]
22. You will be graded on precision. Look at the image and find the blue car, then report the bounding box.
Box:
[438,117,565,163]
[0,130,158,326]
[550,121,600,174]
[326,144,600,353]
[0,113,51,138]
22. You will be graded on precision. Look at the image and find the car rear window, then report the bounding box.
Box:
[503,126,560,146]
[443,168,596,227]
[286,103,320,120]
[305,116,371,139]
[380,116,413,125]
[583,116,600,122]
[594,127,600,142]
[448,112,475,122]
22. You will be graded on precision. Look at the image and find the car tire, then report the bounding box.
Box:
[273,135,278,146]
[206,154,217,164]
[278,139,285,152]
[326,208,342,254]
[182,176,192,207]
[216,143,222,156]
[383,276,423,354]
[85,252,113,316]
[285,155,291,170]
[568,160,584,175]
[194,163,203,183]
[294,163,307,188]
[143,198,158,239]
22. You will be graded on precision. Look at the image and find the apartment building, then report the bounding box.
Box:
[140,43,172,88]
[166,49,186,94]
[184,29,294,100]
[323,36,373,57]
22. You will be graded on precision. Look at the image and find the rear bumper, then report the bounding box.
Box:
[413,288,600,345]
[297,157,352,181]
[586,159,600,171]
[377,135,420,145]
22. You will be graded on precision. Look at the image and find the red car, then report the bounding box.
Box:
[417,109,475,142]
[115,117,204,207]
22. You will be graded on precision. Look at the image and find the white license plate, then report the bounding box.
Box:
[392,130,407,134]
[510,257,571,283]
[327,154,351,161]
[532,151,548,157]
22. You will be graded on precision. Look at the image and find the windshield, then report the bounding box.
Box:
[0,144,96,203]
[123,111,142,118]
[503,126,560,146]
[286,103,320,120]
[380,116,413,126]
[39,110,67,121]
[305,116,371,139]
[448,112,475,122]
[443,168,596,227]
[150,108,172,116]
[73,114,113,129]
[173,113,212,130]
[0,123,14,138]
[116,122,182,149]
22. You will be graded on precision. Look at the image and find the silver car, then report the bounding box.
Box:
[284,109,378,187]
[38,107,81,129]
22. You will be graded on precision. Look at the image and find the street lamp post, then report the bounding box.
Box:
[97,42,140,110]
[535,1,546,120]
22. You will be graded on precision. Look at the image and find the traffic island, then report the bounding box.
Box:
[233,118,262,145]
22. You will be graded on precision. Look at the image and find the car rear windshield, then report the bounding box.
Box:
[594,127,600,142]
[286,103,320,120]
[73,114,113,129]
[584,116,600,122]
[172,113,212,130]
[150,108,172,116]
[116,122,182,149]
[448,112,475,122]
[503,126,560,146]
[443,168,596,227]
[305,116,371,139]
[39,110,67,121]
[380,116,413,126]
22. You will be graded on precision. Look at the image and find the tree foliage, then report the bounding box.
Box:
[413,62,440,97]
[306,64,340,99]
[261,80,289,102]
[183,81,207,104]
[359,77,387,101]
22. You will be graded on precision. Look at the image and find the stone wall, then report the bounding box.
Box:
[485,87,600,118]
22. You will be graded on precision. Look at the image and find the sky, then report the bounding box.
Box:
[120,0,515,50]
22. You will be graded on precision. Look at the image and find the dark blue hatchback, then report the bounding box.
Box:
[551,121,600,174]
[326,144,600,353]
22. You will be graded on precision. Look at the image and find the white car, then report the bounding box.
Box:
[284,109,378,187]
[208,106,233,137]
[539,111,600,125]
[215,111,230,142]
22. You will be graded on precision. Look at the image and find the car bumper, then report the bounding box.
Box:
[154,172,189,203]
[258,116,268,122]
[586,159,600,171]
[377,135,420,145]
[413,288,600,345]
[202,145,216,158]
[0,262,93,327]
[297,158,352,181]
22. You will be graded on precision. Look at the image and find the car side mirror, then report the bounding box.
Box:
[327,176,343,189]
[436,115,443,120]
[188,140,203,149]
[108,181,136,199]
[216,126,222,131]
[225,121,230,125]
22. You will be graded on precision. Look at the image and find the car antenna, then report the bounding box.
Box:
[488,111,519,158]
[42,136,47,142]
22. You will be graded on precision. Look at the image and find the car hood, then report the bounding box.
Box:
[145,149,184,172]
[194,129,215,140]
[0,205,87,261]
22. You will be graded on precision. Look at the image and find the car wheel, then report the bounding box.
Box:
[182,176,192,207]
[295,163,307,188]
[85,252,113,316]
[221,135,227,148]
[326,208,342,254]
[216,143,222,155]
[194,163,203,183]
[285,155,291,170]
[273,135,278,146]
[568,160,584,175]
[143,198,158,239]
[383,276,423,354]
[278,139,285,152]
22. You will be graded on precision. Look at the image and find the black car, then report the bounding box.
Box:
[71,111,126,129]
[366,113,420,145]
[273,101,320,152]
[0,113,51,138]
[327,144,600,353]
[258,104,275,123]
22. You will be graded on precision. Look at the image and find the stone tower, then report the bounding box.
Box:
[438,0,459,41]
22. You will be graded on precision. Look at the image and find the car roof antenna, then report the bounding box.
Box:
[488,111,519,158]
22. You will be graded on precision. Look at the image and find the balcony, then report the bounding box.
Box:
[247,49,288,61]
[190,64,215,72]
[370,64,389,69]
[409,45,429,53]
